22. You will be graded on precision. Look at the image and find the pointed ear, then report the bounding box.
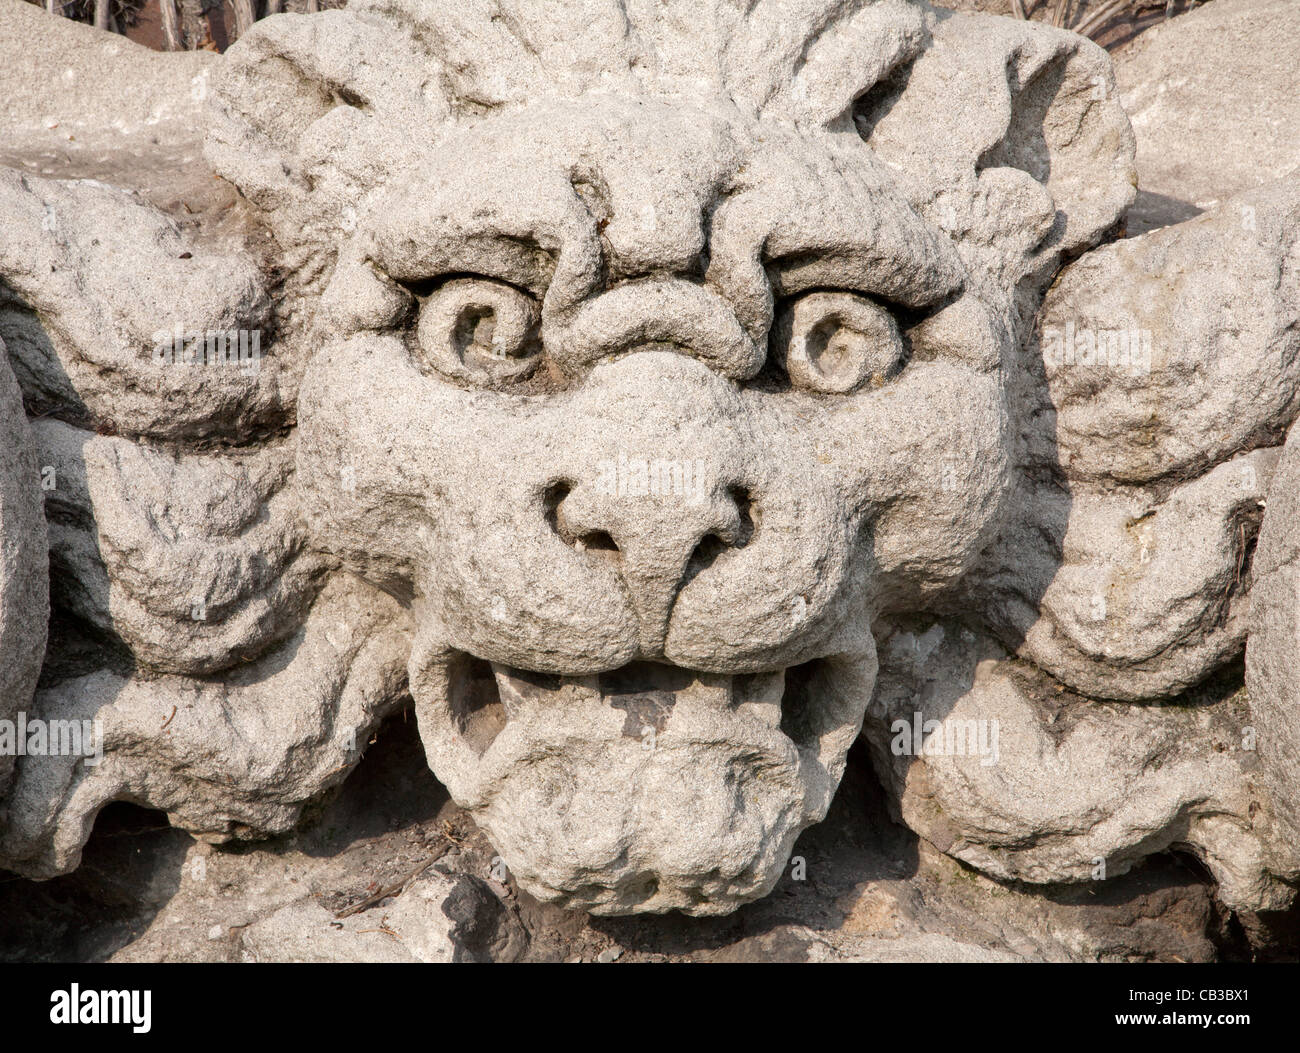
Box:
[854,12,1136,290]
[725,0,928,130]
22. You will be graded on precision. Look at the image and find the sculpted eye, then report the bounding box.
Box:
[773,291,905,394]
[414,277,542,385]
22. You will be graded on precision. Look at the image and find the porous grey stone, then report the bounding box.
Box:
[34,419,327,675]
[264,0,1141,913]
[239,870,525,963]
[1245,423,1300,881]
[974,447,1279,702]
[0,343,48,795]
[0,0,214,160]
[1116,0,1300,232]
[853,5,1136,298]
[0,0,232,244]
[0,575,411,878]
[866,618,1293,913]
[1040,179,1300,487]
[0,0,1297,931]
[0,169,289,443]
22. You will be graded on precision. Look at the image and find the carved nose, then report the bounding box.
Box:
[547,474,754,655]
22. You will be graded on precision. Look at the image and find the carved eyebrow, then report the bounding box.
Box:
[726,139,967,310]
[375,231,558,299]
[362,148,600,304]
[765,248,962,310]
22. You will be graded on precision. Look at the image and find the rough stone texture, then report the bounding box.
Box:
[0,0,230,227]
[239,869,526,963]
[34,419,327,674]
[0,718,1233,963]
[0,0,215,153]
[0,169,290,443]
[866,618,1292,912]
[974,447,1279,702]
[0,0,1298,949]
[1116,0,1300,233]
[1245,423,1300,879]
[853,5,1136,300]
[0,343,49,793]
[1040,178,1300,487]
[0,575,411,879]
[260,0,1135,915]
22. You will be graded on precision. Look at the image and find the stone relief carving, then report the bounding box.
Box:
[1,0,1297,927]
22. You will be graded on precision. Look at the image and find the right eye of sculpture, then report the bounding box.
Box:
[773,291,906,394]
[414,277,543,386]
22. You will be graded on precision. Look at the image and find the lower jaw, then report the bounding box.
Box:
[408,643,876,915]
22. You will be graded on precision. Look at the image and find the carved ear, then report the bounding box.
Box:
[204,10,444,275]
[854,12,1136,291]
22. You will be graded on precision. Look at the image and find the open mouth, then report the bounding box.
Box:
[442,656,838,759]
[408,642,876,915]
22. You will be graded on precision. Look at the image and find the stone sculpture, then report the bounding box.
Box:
[1,0,1297,922]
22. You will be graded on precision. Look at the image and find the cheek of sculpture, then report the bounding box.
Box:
[829,362,1010,606]
[297,333,644,671]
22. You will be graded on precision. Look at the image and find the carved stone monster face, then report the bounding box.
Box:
[178,0,1138,915]
[0,0,1151,914]
[296,94,1010,913]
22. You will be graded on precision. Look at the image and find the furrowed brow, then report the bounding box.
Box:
[373,229,558,298]
[765,244,963,310]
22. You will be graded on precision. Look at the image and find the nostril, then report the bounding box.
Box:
[543,480,572,535]
[576,530,619,554]
[730,486,755,547]
[686,487,756,578]
[544,481,621,557]
[689,532,729,573]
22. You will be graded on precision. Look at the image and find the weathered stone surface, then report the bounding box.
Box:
[0,0,214,159]
[0,576,411,879]
[0,0,1297,943]
[1039,179,1300,487]
[0,343,48,794]
[0,714,1230,963]
[0,0,236,252]
[945,175,1300,710]
[34,419,328,675]
[239,870,525,963]
[854,7,1136,296]
[268,0,1130,914]
[865,617,1295,912]
[0,169,290,443]
[1245,423,1300,875]
[1116,0,1300,232]
[973,447,1279,702]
